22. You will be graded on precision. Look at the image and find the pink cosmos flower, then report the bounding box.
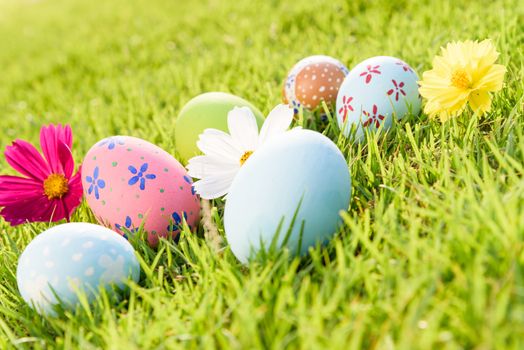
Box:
[0,124,83,225]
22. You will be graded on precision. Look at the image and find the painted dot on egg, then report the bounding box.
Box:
[72,253,83,261]
[283,55,349,113]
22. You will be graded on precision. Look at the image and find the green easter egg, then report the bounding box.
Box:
[175,92,265,163]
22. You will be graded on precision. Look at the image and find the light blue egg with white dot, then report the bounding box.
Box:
[16,223,140,315]
[224,129,351,263]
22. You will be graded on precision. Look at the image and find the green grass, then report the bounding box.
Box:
[0,0,523,348]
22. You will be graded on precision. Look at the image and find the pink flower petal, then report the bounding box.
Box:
[5,140,50,181]
[62,170,83,218]
[0,175,43,205]
[56,141,75,179]
[0,195,55,225]
[40,124,74,176]
[50,199,67,222]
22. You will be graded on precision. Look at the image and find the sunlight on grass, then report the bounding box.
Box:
[0,0,523,348]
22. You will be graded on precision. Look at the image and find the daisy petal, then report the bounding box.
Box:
[227,107,259,151]
[192,168,238,199]
[197,129,243,163]
[258,104,294,146]
[187,155,239,179]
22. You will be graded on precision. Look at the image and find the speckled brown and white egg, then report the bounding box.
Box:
[283,55,349,113]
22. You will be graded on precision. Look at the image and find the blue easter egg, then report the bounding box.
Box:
[16,223,140,315]
[224,129,351,263]
[336,56,422,140]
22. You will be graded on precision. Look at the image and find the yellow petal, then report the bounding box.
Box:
[423,92,468,121]
[432,87,469,108]
[419,71,453,99]
[475,39,500,67]
[423,100,441,118]
[475,64,506,91]
[469,90,492,114]
[442,42,467,66]
[432,56,453,76]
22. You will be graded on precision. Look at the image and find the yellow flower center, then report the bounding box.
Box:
[239,151,253,166]
[43,174,69,200]
[450,68,471,90]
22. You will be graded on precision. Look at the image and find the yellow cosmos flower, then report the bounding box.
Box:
[418,39,506,121]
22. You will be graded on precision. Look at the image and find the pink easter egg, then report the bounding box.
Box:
[82,136,200,246]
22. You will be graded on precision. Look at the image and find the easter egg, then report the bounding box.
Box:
[224,129,351,263]
[82,136,200,246]
[16,223,140,315]
[336,56,422,140]
[174,92,265,163]
[283,55,349,112]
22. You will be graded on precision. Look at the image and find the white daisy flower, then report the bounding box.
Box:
[187,104,294,199]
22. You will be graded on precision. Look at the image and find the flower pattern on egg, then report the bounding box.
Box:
[336,56,422,140]
[128,163,156,190]
[98,137,125,150]
[359,64,381,84]
[85,166,106,200]
[396,61,413,73]
[338,96,354,122]
[115,216,139,239]
[363,105,385,128]
[183,175,196,195]
[167,211,188,232]
[387,80,406,101]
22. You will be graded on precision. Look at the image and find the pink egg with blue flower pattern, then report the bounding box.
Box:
[82,136,200,246]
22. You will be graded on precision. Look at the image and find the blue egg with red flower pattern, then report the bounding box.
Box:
[336,56,421,140]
